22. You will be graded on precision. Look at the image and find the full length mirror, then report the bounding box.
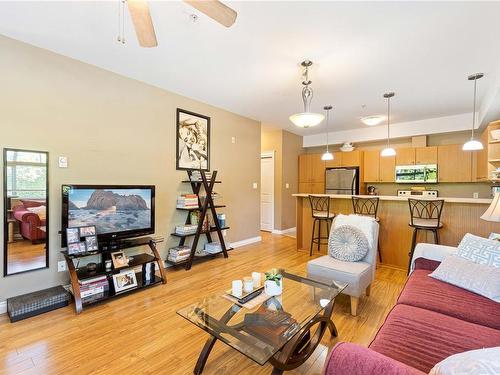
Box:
[3,149,49,276]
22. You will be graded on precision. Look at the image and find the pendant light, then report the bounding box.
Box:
[321,106,334,161]
[289,60,325,128]
[380,92,396,157]
[463,73,484,151]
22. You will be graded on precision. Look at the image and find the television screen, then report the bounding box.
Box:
[61,185,155,246]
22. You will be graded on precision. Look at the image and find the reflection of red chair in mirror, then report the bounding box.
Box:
[13,199,46,244]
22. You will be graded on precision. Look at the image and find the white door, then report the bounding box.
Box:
[261,152,274,232]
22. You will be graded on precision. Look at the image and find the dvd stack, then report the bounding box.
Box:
[177,194,199,209]
[168,246,192,263]
[79,275,109,303]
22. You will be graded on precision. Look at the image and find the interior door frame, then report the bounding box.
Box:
[260,151,275,232]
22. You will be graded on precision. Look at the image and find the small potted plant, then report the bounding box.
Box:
[264,268,283,296]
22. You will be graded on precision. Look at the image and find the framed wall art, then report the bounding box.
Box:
[176,108,210,171]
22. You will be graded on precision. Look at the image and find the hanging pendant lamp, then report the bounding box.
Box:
[321,106,334,161]
[381,92,396,157]
[463,73,484,151]
[289,60,324,128]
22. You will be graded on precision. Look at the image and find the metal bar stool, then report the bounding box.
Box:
[308,195,335,256]
[352,196,382,262]
[407,198,444,273]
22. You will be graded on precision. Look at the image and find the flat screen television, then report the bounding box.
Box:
[61,185,155,247]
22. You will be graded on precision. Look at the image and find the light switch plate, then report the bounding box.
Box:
[252,182,258,189]
[231,137,236,144]
[285,183,290,189]
[473,192,479,199]
[58,156,68,168]
[57,261,67,272]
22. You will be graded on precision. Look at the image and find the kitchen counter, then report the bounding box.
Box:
[292,193,492,205]
[294,193,497,270]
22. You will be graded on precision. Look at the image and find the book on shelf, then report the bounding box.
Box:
[177,194,199,208]
[189,171,213,181]
[168,245,192,263]
[204,242,223,254]
[175,225,198,235]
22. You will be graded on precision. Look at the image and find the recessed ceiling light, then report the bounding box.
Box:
[361,115,385,126]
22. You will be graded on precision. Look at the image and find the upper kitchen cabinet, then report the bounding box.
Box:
[437,144,472,182]
[395,148,415,165]
[299,154,325,183]
[379,154,396,182]
[341,150,362,167]
[415,146,438,164]
[363,150,380,182]
[325,152,342,168]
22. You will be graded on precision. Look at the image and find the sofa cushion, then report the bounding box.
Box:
[307,255,371,297]
[398,269,500,330]
[429,347,500,375]
[369,304,500,373]
[329,225,369,262]
[457,233,500,268]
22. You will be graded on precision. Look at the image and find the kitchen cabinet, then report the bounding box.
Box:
[299,182,324,194]
[363,150,380,182]
[299,154,311,182]
[325,152,342,168]
[395,148,415,165]
[341,150,362,167]
[472,129,489,181]
[299,154,325,183]
[379,155,396,182]
[415,146,437,164]
[437,144,472,182]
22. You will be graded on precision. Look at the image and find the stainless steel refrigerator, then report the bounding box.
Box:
[325,167,359,195]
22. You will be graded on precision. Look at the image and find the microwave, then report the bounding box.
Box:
[395,164,438,184]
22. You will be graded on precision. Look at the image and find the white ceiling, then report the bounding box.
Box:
[1,1,500,137]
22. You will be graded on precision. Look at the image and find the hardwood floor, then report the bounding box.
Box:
[0,233,407,375]
[6,240,46,275]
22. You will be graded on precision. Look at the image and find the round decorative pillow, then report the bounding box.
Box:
[328,225,369,262]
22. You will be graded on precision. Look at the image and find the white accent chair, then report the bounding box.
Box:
[307,214,379,316]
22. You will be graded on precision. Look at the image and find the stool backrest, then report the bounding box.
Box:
[308,195,331,216]
[408,198,444,226]
[352,196,379,218]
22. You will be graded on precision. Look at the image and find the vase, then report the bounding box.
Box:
[264,279,283,296]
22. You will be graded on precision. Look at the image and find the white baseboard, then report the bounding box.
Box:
[230,236,262,248]
[272,227,296,235]
[0,301,6,315]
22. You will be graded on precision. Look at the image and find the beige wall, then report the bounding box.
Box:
[0,36,261,301]
[261,128,302,230]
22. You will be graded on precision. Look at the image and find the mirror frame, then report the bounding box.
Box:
[3,148,49,276]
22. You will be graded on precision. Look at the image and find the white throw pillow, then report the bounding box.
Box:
[328,225,369,262]
[334,214,376,251]
[457,233,500,268]
[27,205,46,221]
[429,347,500,375]
[429,255,500,302]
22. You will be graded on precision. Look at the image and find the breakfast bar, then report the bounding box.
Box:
[294,194,497,270]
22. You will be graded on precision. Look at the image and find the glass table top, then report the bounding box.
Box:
[177,270,347,365]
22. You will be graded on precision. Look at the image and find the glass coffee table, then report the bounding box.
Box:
[177,270,347,374]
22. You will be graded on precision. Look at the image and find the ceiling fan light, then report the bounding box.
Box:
[361,115,385,126]
[381,147,396,157]
[321,151,334,161]
[462,139,483,151]
[289,112,325,128]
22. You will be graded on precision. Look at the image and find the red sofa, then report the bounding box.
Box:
[13,199,46,243]
[324,245,500,375]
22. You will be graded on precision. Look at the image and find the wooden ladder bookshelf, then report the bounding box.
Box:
[168,170,232,270]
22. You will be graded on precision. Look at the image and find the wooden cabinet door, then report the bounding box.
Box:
[298,182,311,193]
[395,148,415,165]
[325,152,342,168]
[341,150,361,167]
[415,146,437,164]
[363,150,380,182]
[299,154,311,182]
[379,155,396,182]
[437,144,472,182]
[310,154,325,182]
[472,130,489,181]
[310,182,325,194]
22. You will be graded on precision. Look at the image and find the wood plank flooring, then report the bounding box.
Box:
[0,233,407,375]
[6,240,46,274]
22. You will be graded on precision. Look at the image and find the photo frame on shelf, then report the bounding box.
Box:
[112,270,138,293]
[85,235,99,251]
[111,251,129,269]
[79,225,96,237]
[68,241,86,255]
[66,227,80,245]
[176,108,210,171]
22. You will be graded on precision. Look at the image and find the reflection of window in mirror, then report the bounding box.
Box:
[4,149,49,276]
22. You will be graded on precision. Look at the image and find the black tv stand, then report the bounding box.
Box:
[99,236,157,252]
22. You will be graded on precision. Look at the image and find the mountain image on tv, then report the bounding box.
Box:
[68,189,152,234]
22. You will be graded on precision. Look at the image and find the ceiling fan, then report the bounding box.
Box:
[126,0,237,48]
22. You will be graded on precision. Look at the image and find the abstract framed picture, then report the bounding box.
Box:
[176,108,210,171]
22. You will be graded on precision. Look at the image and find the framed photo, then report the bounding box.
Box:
[68,241,86,255]
[176,108,210,171]
[111,251,129,269]
[66,227,80,244]
[112,270,138,293]
[85,235,99,251]
[79,225,96,237]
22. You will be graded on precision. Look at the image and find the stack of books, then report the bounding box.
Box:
[177,194,198,209]
[175,224,198,235]
[204,242,223,254]
[168,246,192,263]
[190,171,213,181]
[79,275,109,302]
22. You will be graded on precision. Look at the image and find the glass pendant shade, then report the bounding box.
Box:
[289,112,324,128]
[321,151,334,161]
[462,139,484,151]
[380,147,396,157]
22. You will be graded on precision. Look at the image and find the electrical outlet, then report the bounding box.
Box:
[252,182,258,189]
[231,136,236,144]
[58,261,67,272]
[58,156,68,168]
[473,192,479,199]
[285,183,290,189]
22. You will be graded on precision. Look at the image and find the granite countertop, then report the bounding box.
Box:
[292,193,492,204]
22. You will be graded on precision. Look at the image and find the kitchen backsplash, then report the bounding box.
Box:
[367,182,492,198]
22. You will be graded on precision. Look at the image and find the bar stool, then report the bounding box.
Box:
[352,196,382,262]
[407,198,444,273]
[308,195,335,256]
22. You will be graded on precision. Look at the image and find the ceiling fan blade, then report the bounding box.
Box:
[127,0,158,47]
[184,0,237,27]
